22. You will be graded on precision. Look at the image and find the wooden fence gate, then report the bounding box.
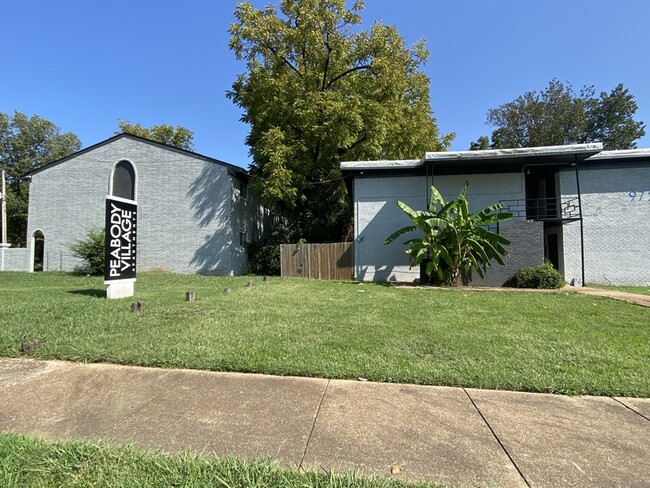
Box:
[280,242,354,280]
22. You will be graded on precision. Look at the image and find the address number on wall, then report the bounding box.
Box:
[628,191,650,201]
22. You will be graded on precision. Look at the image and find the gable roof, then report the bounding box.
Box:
[25,133,249,179]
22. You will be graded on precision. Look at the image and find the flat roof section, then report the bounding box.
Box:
[586,148,650,160]
[341,143,605,175]
[340,159,421,171]
[424,143,603,162]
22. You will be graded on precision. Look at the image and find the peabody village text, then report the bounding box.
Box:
[104,196,137,283]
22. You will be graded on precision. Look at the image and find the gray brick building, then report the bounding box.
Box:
[342,144,650,286]
[16,134,268,275]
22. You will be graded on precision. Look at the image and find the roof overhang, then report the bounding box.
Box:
[341,143,604,176]
[424,143,603,164]
[340,159,421,171]
[585,148,650,161]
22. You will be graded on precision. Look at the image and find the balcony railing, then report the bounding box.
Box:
[499,197,581,222]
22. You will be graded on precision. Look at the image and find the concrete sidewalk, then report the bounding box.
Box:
[567,286,650,308]
[1,359,648,487]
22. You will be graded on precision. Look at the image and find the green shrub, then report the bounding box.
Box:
[245,220,301,276]
[246,240,280,275]
[505,262,564,289]
[69,228,105,275]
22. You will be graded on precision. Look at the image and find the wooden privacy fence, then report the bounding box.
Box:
[280,242,354,280]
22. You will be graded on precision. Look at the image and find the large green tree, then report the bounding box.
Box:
[228,0,452,241]
[117,120,194,151]
[583,84,646,150]
[0,111,81,246]
[485,80,645,150]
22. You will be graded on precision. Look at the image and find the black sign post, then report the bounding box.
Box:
[104,195,137,298]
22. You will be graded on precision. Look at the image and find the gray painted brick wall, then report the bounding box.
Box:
[231,181,269,274]
[1,247,29,271]
[560,164,650,285]
[471,221,544,286]
[353,172,528,283]
[25,136,260,275]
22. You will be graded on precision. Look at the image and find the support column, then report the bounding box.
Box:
[574,155,585,287]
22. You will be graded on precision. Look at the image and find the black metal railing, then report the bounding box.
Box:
[499,197,580,222]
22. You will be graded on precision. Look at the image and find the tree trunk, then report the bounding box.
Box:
[451,268,469,287]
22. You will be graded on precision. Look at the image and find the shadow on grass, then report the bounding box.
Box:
[68,289,106,298]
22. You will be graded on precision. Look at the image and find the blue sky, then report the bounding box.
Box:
[4,0,649,168]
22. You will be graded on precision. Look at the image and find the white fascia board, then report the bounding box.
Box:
[585,148,650,160]
[340,143,608,171]
[424,143,603,162]
[340,159,422,170]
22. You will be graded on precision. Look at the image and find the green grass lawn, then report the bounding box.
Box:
[0,433,437,488]
[1,272,649,397]
[589,284,650,296]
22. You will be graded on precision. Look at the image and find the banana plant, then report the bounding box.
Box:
[385,182,513,286]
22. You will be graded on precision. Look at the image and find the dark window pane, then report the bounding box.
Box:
[113,161,135,200]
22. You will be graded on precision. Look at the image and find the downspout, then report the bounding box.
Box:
[422,159,431,285]
[426,158,434,206]
[424,159,429,205]
[574,154,585,287]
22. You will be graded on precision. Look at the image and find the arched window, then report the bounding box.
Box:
[112,160,136,200]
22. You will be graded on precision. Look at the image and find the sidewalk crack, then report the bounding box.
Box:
[112,373,187,428]
[463,388,531,487]
[299,379,330,471]
[611,397,650,422]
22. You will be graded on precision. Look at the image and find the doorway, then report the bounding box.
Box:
[33,230,44,271]
[525,167,558,220]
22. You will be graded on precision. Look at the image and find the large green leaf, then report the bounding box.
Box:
[480,213,514,225]
[428,185,446,211]
[412,246,429,265]
[477,202,504,216]
[457,183,470,221]
[384,225,418,245]
[395,200,420,220]
[457,181,469,201]
[475,226,511,245]
[386,183,513,285]
[466,253,485,279]
[423,217,449,230]
[438,245,453,269]
[467,238,491,264]
[481,239,508,265]
[437,199,457,217]
[403,237,429,246]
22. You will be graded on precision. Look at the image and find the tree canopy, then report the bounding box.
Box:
[0,111,81,246]
[484,79,645,150]
[228,0,452,241]
[469,136,490,151]
[117,120,195,151]
[582,84,646,150]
